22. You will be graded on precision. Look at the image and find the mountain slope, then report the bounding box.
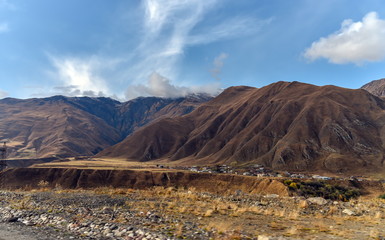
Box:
[0,97,121,158]
[99,82,385,173]
[116,94,212,137]
[361,78,385,97]
[0,95,211,158]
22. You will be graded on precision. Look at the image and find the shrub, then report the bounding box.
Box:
[285,180,361,201]
[289,182,298,190]
[283,180,293,186]
[378,194,385,199]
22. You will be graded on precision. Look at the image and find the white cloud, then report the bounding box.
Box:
[0,89,8,99]
[127,0,268,85]
[0,22,9,33]
[52,85,107,98]
[211,53,228,80]
[48,55,114,97]
[133,0,218,81]
[42,1,269,100]
[188,17,272,45]
[143,0,215,37]
[125,72,221,99]
[304,12,385,64]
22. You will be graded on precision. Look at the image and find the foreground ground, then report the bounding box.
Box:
[0,187,384,240]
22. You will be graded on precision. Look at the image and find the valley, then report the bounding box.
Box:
[0,174,384,240]
[1,80,385,239]
[2,1,385,239]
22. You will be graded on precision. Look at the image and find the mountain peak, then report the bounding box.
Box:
[0,94,211,158]
[361,78,385,97]
[98,81,385,175]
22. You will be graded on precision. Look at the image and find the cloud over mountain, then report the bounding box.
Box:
[210,53,228,80]
[48,55,117,97]
[125,72,221,99]
[0,89,8,98]
[304,12,385,65]
[43,1,266,100]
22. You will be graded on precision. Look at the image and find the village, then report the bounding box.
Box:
[154,164,369,182]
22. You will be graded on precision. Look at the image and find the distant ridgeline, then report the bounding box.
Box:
[0,94,212,159]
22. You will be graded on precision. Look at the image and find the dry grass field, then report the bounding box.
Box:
[2,186,385,239]
[30,158,179,171]
[117,187,385,239]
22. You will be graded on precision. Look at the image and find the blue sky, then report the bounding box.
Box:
[0,0,385,100]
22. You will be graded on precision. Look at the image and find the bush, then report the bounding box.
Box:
[284,180,361,201]
[283,179,293,186]
[289,182,298,189]
[379,194,385,199]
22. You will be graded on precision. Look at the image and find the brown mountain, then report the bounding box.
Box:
[0,94,211,158]
[361,78,385,97]
[98,81,385,174]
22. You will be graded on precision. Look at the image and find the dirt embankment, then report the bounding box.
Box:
[0,168,289,196]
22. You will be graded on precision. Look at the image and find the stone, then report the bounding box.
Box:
[258,235,270,240]
[22,220,35,226]
[299,200,309,208]
[264,194,279,198]
[136,229,145,235]
[109,224,118,230]
[307,197,328,205]
[103,229,112,235]
[6,217,18,222]
[342,209,355,216]
[114,230,123,237]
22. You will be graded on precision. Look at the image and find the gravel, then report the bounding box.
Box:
[1,190,384,239]
[0,190,203,239]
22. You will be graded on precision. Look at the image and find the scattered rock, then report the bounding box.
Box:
[258,235,270,240]
[6,217,18,222]
[21,220,35,226]
[264,194,279,198]
[299,200,309,208]
[342,209,355,216]
[307,197,328,205]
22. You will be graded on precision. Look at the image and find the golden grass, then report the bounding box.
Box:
[30,158,188,172]
[5,184,385,240]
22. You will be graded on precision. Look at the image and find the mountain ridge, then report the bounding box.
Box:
[0,94,211,158]
[361,78,385,97]
[98,81,385,174]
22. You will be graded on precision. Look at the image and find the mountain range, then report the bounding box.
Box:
[0,94,211,158]
[98,80,385,174]
[2,79,385,174]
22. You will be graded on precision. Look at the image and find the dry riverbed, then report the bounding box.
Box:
[0,187,385,239]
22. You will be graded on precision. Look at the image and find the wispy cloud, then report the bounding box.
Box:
[124,0,269,90]
[46,1,269,100]
[125,72,221,99]
[0,89,8,99]
[130,0,219,82]
[52,85,107,98]
[0,22,9,33]
[304,12,385,65]
[188,17,272,45]
[210,53,228,80]
[48,55,119,97]
[0,0,14,34]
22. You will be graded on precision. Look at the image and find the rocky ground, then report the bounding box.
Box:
[0,187,385,239]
